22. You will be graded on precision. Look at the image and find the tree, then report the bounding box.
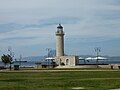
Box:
[1,54,12,70]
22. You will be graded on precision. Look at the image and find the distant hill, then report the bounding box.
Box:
[21,50,56,62]
[21,56,45,62]
[16,55,120,62]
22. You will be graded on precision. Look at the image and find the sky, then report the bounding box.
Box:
[0,0,120,57]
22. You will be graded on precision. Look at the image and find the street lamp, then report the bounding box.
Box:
[19,54,22,67]
[94,47,101,68]
[46,48,51,68]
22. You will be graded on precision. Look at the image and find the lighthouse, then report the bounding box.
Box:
[55,24,65,57]
[54,24,79,67]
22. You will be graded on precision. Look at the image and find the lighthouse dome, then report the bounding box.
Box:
[57,24,63,29]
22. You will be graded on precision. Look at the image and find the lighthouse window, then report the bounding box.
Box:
[57,31,59,33]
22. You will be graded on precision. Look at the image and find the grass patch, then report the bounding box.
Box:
[0,71,120,90]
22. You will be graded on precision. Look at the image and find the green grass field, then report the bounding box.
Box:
[0,70,120,90]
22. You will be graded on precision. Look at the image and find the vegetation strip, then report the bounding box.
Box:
[0,71,120,90]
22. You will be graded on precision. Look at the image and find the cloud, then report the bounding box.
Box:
[2,36,37,41]
[0,17,80,33]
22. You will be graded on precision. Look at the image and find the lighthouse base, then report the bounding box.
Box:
[54,55,79,66]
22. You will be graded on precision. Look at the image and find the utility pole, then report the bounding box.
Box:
[94,47,101,68]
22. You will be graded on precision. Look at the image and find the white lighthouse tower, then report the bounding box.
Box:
[54,24,79,67]
[55,24,65,57]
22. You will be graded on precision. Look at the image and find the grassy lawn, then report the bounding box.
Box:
[0,70,120,90]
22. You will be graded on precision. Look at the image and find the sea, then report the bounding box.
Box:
[0,57,120,67]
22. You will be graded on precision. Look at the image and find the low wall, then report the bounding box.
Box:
[56,64,120,69]
[56,65,97,68]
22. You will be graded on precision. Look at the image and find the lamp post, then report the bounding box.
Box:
[46,48,51,68]
[19,54,22,68]
[94,47,101,68]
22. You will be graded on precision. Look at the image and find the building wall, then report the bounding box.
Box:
[54,56,79,66]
